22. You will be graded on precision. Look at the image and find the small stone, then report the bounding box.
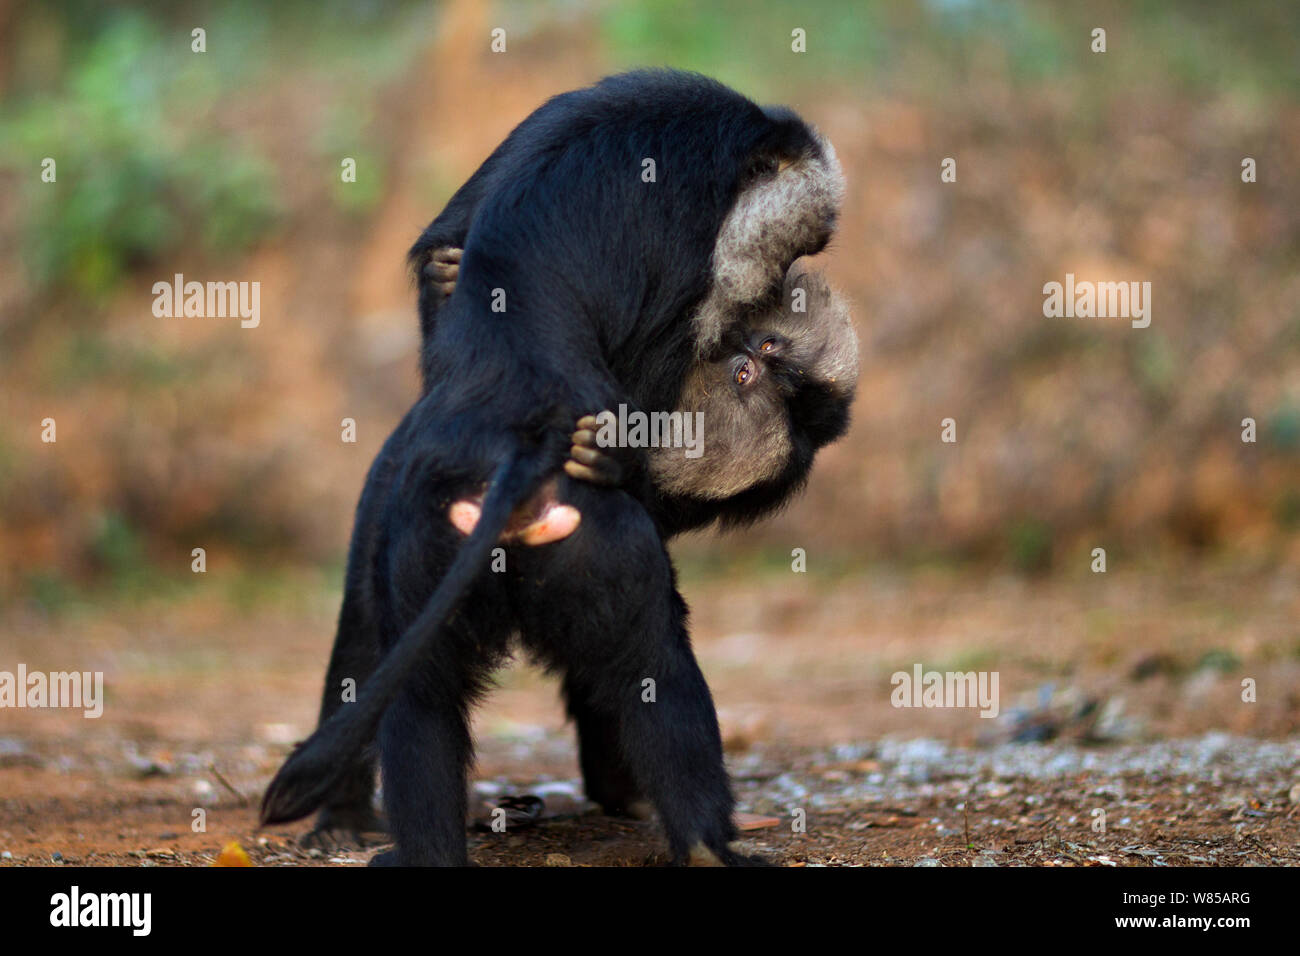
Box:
[259,723,300,745]
[544,853,572,867]
[914,857,941,867]
[51,852,63,863]
[1,851,11,859]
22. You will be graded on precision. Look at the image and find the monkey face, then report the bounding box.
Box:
[651,269,858,501]
[728,331,792,396]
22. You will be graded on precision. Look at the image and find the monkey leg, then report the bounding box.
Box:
[300,496,389,849]
[514,486,760,865]
[366,513,513,867]
[369,678,476,867]
[561,673,652,819]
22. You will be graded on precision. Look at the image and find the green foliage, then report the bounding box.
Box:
[1268,402,1300,452]
[1275,490,1300,531]
[599,0,884,95]
[90,510,147,585]
[1006,518,1053,574]
[597,0,1300,98]
[1133,333,1178,403]
[0,13,280,298]
[47,332,186,389]
[23,570,79,613]
[1195,648,1241,674]
[315,107,387,218]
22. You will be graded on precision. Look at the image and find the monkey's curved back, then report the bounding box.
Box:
[414,70,841,416]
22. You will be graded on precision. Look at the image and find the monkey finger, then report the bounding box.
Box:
[564,459,599,482]
[565,457,621,487]
[569,445,605,467]
[565,459,624,487]
[433,247,462,264]
[574,414,603,432]
[570,428,599,449]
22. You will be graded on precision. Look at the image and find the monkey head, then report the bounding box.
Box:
[691,112,845,356]
[652,267,858,500]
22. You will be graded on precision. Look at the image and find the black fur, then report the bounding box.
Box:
[268,71,843,865]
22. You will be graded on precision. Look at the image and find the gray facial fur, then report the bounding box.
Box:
[652,267,858,500]
[691,131,845,354]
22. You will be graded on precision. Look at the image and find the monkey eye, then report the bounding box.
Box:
[759,337,778,353]
[734,358,755,386]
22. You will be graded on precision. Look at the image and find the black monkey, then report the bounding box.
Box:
[262,71,846,865]
[302,271,858,844]
[432,262,858,530]
[445,269,859,826]
[442,267,858,571]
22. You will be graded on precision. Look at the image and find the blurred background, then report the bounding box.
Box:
[0,0,1297,864]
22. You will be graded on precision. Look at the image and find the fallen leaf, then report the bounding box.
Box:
[733,812,781,831]
[214,842,252,867]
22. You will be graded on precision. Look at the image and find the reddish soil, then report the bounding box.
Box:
[2,564,1297,866]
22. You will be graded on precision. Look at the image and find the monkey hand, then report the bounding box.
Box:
[422,246,461,300]
[563,413,640,487]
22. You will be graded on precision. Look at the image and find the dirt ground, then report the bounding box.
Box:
[1,562,1297,866]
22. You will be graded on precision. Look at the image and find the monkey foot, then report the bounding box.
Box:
[685,843,772,867]
[299,806,389,851]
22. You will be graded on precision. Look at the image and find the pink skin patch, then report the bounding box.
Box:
[448,479,581,545]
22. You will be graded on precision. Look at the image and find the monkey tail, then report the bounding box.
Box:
[259,447,551,826]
